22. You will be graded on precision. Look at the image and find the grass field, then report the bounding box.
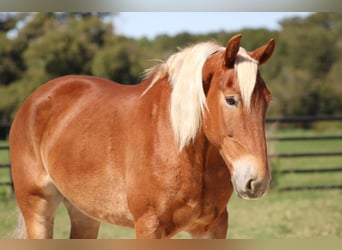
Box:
[0,128,341,239]
[0,189,341,239]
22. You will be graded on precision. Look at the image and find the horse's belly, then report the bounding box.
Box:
[45,153,135,227]
[60,177,135,228]
[41,112,136,226]
[89,187,135,227]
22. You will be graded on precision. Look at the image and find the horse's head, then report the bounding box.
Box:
[202,34,275,199]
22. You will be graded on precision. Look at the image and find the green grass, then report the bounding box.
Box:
[1,189,341,239]
[1,127,342,238]
[228,189,342,238]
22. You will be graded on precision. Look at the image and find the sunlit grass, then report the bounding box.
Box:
[1,189,341,239]
[227,189,342,238]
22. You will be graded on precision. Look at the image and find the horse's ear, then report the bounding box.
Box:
[249,38,275,65]
[225,34,242,68]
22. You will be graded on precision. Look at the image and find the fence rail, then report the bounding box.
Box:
[280,167,342,174]
[269,151,342,158]
[266,115,342,123]
[279,185,342,192]
[1,116,342,192]
[267,135,342,141]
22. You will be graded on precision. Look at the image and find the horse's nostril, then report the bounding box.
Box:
[246,179,254,192]
[246,178,265,195]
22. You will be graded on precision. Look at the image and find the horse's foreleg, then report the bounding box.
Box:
[63,199,100,239]
[188,209,228,239]
[134,210,167,239]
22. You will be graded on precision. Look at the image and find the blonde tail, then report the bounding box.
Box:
[12,208,27,239]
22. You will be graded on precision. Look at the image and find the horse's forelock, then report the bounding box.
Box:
[234,47,258,110]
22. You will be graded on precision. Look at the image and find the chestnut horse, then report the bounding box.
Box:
[10,34,275,239]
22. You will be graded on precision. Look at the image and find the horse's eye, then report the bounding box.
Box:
[225,97,237,106]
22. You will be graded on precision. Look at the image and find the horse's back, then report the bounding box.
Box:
[10,75,126,161]
[11,74,137,142]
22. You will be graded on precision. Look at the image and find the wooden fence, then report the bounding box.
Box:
[1,116,342,192]
[266,116,342,191]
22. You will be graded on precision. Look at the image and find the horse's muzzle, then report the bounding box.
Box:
[230,156,271,200]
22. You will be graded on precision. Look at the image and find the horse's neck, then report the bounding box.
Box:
[140,77,229,182]
[186,135,233,206]
[184,133,227,174]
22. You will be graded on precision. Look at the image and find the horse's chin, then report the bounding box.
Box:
[233,183,269,200]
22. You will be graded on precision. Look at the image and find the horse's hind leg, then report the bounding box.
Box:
[63,199,100,239]
[15,178,63,239]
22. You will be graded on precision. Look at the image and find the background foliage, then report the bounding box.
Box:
[0,12,341,122]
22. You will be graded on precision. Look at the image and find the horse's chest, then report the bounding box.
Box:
[172,191,227,230]
[197,202,221,224]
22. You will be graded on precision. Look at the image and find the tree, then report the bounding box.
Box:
[0,13,116,121]
[92,35,155,84]
[0,13,18,32]
[279,13,340,78]
[92,38,133,83]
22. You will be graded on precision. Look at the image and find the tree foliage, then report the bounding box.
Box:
[0,12,342,122]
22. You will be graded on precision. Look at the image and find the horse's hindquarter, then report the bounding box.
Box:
[28,76,140,226]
